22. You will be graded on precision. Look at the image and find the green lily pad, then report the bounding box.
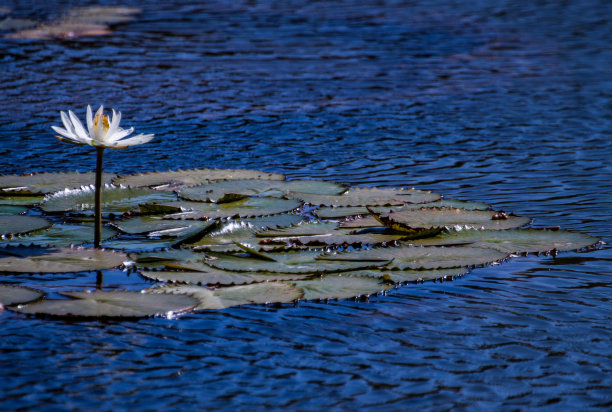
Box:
[40,186,177,214]
[140,267,312,286]
[318,245,508,270]
[179,179,346,203]
[0,285,44,306]
[371,207,530,232]
[161,197,302,220]
[289,274,393,301]
[0,222,117,247]
[111,216,215,237]
[238,213,304,229]
[130,248,207,270]
[255,222,409,248]
[152,282,303,310]
[315,199,490,219]
[0,205,28,215]
[207,250,390,273]
[113,168,285,190]
[345,267,469,283]
[11,290,198,318]
[408,229,600,254]
[0,215,52,237]
[0,172,116,195]
[0,195,44,206]
[0,246,127,273]
[293,187,440,207]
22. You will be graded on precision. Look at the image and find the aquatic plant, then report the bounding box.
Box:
[0,169,601,319]
[51,105,154,248]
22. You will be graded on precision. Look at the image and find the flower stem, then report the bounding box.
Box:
[94,147,104,248]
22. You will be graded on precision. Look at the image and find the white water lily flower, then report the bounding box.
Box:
[52,105,154,149]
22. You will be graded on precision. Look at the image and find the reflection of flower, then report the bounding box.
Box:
[52,105,154,148]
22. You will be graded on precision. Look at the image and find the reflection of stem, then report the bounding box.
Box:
[96,270,103,289]
[94,147,104,248]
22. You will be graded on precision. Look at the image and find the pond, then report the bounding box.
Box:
[0,0,610,409]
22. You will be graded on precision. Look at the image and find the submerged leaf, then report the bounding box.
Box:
[0,246,127,273]
[113,168,285,190]
[12,290,198,318]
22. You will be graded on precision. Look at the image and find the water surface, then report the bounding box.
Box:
[0,1,610,409]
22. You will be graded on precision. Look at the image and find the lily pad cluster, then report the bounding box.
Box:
[0,168,600,319]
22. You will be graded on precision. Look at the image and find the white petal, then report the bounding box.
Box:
[109,133,154,148]
[107,126,134,142]
[68,110,89,140]
[86,105,94,137]
[95,105,104,141]
[54,134,92,146]
[60,111,75,135]
[51,125,75,139]
[105,109,122,142]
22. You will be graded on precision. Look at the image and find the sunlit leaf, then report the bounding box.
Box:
[40,186,177,214]
[140,267,312,286]
[161,197,302,219]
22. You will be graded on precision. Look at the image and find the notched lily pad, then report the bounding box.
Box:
[0,246,127,273]
[318,245,508,270]
[207,249,390,274]
[315,199,490,219]
[161,197,302,220]
[179,179,346,202]
[139,267,312,286]
[0,222,117,247]
[113,168,285,190]
[152,282,303,309]
[408,228,600,254]
[40,185,177,214]
[130,248,207,270]
[294,187,440,207]
[345,267,469,283]
[290,274,393,301]
[0,285,44,306]
[0,215,52,237]
[371,207,530,232]
[11,290,198,318]
[0,172,116,195]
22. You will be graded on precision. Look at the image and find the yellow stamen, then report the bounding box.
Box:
[94,113,110,133]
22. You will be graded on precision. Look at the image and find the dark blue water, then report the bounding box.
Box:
[1,1,611,409]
